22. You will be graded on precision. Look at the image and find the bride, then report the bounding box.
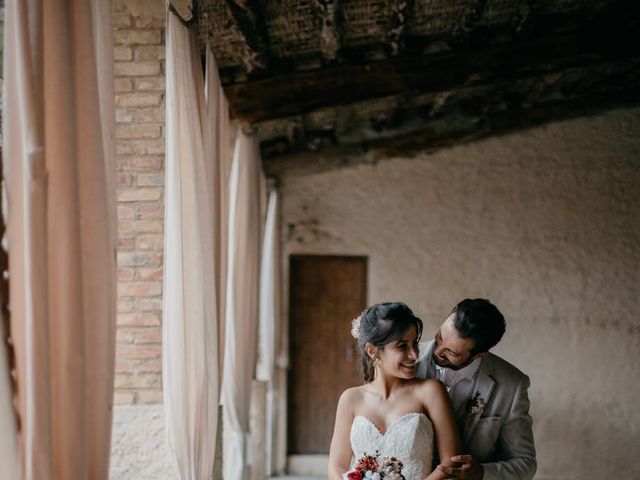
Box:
[328,303,460,480]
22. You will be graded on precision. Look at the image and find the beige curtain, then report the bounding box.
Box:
[222,130,262,480]
[3,0,117,478]
[256,190,282,475]
[163,10,231,480]
[204,47,231,372]
[0,292,20,479]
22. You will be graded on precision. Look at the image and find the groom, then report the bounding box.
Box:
[415,299,536,480]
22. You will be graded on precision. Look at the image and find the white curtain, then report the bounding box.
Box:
[222,131,262,480]
[3,0,117,478]
[163,10,230,480]
[257,190,281,475]
[204,47,231,372]
[0,293,20,479]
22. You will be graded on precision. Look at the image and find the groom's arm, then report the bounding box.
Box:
[481,375,536,480]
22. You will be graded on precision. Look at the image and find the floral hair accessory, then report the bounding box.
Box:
[351,314,362,339]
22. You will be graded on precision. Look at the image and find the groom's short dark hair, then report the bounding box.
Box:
[451,298,506,354]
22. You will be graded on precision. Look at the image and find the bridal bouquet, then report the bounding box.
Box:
[344,452,405,480]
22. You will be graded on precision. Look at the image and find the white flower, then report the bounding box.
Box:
[364,471,380,480]
[351,315,362,339]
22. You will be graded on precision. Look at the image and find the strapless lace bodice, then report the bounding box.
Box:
[350,412,434,480]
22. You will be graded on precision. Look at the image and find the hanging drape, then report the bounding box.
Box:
[256,190,282,476]
[0,292,20,479]
[204,47,231,372]
[222,131,262,480]
[163,10,230,480]
[3,0,117,478]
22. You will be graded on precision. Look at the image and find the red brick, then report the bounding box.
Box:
[137,174,164,187]
[118,267,136,282]
[117,344,162,359]
[114,78,133,93]
[117,205,135,219]
[114,29,161,46]
[117,236,135,251]
[134,77,164,92]
[136,298,163,312]
[118,188,162,202]
[137,390,164,404]
[117,172,136,186]
[113,391,136,405]
[137,234,164,251]
[116,108,133,123]
[117,299,136,313]
[118,156,164,172]
[131,107,165,123]
[137,204,163,218]
[115,61,161,77]
[134,358,163,374]
[115,373,161,389]
[133,16,165,29]
[135,329,162,344]
[136,267,163,282]
[113,46,133,61]
[112,14,132,28]
[130,220,164,234]
[118,252,162,267]
[117,313,160,326]
[118,282,162,297]
[134,45,165,61]
[116,329,136,344]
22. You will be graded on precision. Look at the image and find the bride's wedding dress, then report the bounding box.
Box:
[350,412,434,480]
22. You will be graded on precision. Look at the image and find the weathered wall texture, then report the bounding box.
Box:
[110,405,173,480]
[113,0,165,405]
[276,107,640,480]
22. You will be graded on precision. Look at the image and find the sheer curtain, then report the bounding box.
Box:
[257,190,282,475]
[163,10,229,480]
[3,0,116,478]
[0,292,20,479]
[222,130,263,480]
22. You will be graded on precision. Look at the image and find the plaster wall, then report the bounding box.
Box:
[276,107,640,480]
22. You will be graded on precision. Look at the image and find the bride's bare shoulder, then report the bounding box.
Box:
[338,385,366,408]
[410,377,446,394]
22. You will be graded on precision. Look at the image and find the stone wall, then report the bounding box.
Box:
[113,0,165,405]
[273,107,640,480]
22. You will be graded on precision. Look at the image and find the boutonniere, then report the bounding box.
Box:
[467,391,486,417]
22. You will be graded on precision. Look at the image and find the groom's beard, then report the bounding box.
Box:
[432,353,476,371]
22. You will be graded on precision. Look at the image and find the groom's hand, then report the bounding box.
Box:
[438,455,483,479]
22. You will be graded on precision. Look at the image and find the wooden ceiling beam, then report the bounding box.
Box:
[224,0,269,72]
[224,15,640,123]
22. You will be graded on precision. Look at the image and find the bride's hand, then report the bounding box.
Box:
[437,454,483,479]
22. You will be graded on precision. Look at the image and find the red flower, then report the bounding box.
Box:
[347,470,362,480]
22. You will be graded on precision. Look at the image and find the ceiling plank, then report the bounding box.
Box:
[224,0,269,73]
[225,16,640,123]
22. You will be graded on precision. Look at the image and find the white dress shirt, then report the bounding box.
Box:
[434,357,482,420]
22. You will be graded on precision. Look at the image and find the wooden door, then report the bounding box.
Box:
[288,255,367,454]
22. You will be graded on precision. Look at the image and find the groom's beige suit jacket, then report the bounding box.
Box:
[416,341,536,480]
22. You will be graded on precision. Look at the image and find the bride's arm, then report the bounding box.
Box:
[422,380,461,480]
[328,389,356,480]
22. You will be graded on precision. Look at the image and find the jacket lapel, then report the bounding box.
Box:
[462,356,496,446]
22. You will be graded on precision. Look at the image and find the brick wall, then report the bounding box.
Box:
[113,0,165,405]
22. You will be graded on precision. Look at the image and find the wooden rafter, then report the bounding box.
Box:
[225,16,640,123]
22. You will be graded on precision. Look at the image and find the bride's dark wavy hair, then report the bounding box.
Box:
[355,302,423,383]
